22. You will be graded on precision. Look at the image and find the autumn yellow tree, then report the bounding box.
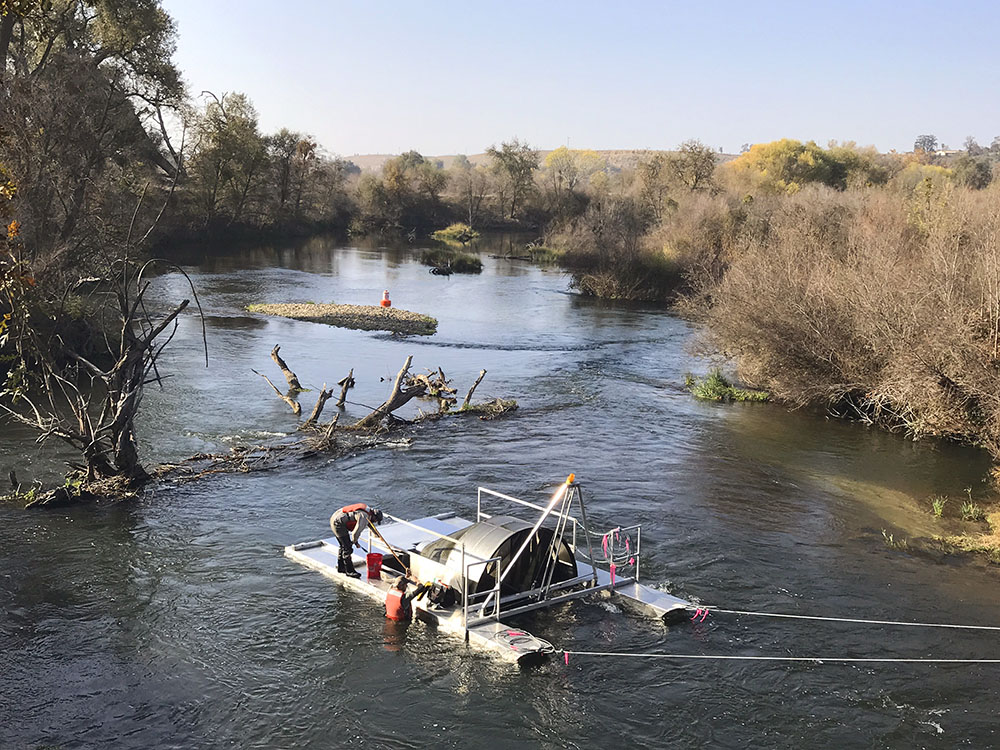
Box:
[726,139,838,193]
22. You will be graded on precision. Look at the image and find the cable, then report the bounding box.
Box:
[558,650,1000,664]
[705,607,1000,632]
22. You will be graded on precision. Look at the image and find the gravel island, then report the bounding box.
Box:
[247,303,438,335]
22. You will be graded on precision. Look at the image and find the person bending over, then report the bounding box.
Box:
[329,503,383,578]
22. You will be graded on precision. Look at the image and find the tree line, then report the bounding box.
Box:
[6,0,1000,482]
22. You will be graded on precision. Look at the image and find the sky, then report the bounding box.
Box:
[160,0,1000,157]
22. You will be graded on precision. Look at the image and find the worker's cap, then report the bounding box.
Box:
[370,508,384,524]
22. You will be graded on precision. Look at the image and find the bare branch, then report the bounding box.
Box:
[355,356,426,428]
[463,369,487,408]
[336,368,355,408]
[301,384,334,430]
[252,368,302,415]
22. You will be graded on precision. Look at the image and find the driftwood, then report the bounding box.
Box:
[303,413,340,450]
[270,345,303,392]
[251,347,510,440]
[407,367,458,412]
[253,368,302,415]
[301,384,334,430]
[336,368,355,408]
[355,356,427,428]
[463,369,487,408]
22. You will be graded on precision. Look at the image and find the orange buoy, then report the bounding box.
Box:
[380,290,391,308]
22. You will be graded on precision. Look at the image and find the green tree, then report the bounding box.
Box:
[188,92,269,225]
[267,128,301,217]
[952,154,993,189]
[825,142,893,188]
[914,134,938,153]
[486,138,538,220]
[291,137,318,218]
[448,155,490,226]
[636,153,677,221]
[964,136,984,156]
[543,146,605,196]
[665,139,716,191]
[1,0,183,274]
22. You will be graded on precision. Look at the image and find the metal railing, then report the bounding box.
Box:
[463,555,502,627]
[368,487,645,635]
[579,523,642,583]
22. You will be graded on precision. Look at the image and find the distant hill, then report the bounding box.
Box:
[344,149,738,172]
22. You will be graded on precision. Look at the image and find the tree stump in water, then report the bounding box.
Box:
[271,345,303,392]
[355,356,427,428]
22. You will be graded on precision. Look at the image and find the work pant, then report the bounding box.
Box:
[332,519,355,573]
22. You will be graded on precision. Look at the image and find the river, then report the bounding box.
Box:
[2,234,999,749]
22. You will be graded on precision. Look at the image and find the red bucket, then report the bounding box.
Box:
[366,552,383,579]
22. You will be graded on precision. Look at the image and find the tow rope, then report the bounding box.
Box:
[559,651,1000,665]
[691,606,1000,632]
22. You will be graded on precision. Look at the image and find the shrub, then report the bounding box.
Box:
[431,222,480,244]
[930,496,948,518]
[881,529,909,551]
[418,248,482,273]
[962,501,986,522]
[689,183,1000,465]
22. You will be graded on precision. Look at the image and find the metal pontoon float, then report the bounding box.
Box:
[284,475,692,663]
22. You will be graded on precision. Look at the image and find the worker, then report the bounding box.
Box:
[329,503,383,578]
[384,572,432,621]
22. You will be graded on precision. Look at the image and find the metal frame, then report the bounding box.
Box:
[370,482,644,639]
[474,481,642,620]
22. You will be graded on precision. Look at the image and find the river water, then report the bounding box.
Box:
[2,235,999,749]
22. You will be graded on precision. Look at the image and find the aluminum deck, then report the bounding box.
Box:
[284,518,548,664]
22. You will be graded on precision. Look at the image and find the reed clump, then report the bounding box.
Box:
[685,369,770,403]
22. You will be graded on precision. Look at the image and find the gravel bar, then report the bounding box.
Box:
[247,303,437,335]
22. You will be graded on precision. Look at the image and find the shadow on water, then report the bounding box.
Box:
[2,234,1000,748]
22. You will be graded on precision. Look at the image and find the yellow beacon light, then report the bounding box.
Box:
[566,473,576,485]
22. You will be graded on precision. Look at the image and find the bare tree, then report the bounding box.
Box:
[1,190,206,487]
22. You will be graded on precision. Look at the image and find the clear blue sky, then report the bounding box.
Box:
[161,0,1000,156]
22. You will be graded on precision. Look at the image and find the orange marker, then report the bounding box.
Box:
[380,290,391,308]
